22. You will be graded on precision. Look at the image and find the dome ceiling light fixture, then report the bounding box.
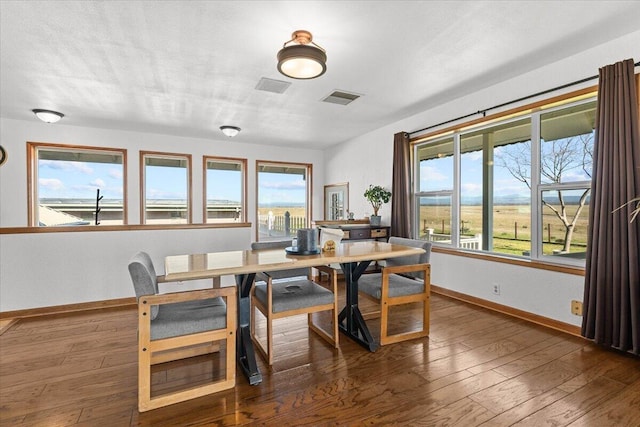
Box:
[220,126,241,137]
[32,109,64,123]
[277,30,327,80]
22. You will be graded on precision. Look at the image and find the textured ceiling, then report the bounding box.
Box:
[1,1,639,149]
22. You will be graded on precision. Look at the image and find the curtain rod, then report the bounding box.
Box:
[409,60,640,136]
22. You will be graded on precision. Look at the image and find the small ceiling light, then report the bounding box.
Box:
[220,126,241,137]
[32,109,64,123]
[277,30,327,80]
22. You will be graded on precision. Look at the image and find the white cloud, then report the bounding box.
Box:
[91,178,106,187]
[108,169,123,180]
[261,181,306,190]
[39,178,64,191]
[40,160,93,174]
[463,151,483,161]
[461,182,482,194]
[420,165,447,181]
[147,188,185,199]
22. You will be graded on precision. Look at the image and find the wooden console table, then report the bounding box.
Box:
[314,220,390,242]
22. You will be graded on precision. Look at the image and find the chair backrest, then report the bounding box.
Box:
[251,240,291,250]
[128,251,160,319]
[251,240,309,279]
[386,237,432,279]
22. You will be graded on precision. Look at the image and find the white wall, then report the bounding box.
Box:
[325,30,640,327]
[0,119,324,311]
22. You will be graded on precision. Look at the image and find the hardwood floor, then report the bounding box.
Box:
[1,288,639,426]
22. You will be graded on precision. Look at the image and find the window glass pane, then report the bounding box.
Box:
[417,137,454,193]
[257,162,309,241]
[143,154,189,224]
[418,194,452,243]
[540,101,596,184]
[205,158,244,223]
[491,118,532,255]
[541,188,590,259]
[36,147,124,226]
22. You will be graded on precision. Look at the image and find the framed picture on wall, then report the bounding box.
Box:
[324,182,349,220]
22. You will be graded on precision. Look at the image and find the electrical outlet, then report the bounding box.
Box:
[492,284,500,295]
[571,300,583,316]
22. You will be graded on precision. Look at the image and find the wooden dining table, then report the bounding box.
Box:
[164,240,425,385]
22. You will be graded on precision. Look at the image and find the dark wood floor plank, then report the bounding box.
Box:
[567,378,640,427]
[491,338,584,379]
[479,387,570,426]
[402,396,494,426]
[467,334,567,375]
[469,360,581,413]
[511,376,624,426]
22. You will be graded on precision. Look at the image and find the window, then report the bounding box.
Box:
[472,117,532,254]
[414,96,595,265]
[256,161,311,241]
[416,137,454,244]
[28,142,126,226]
[141,152,191,224]
[537,101,595,260]
[204,156,246,223]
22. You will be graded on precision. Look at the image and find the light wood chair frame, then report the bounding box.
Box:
[361,263,431,346]
[250,266,339,366]
[137,286,237,412]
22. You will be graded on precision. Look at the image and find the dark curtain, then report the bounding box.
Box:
[391,131,411,238]
[582,59,640,356]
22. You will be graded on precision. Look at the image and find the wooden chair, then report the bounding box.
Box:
[357,237,431,345]
[250,240,339,366]
[128,252,236,412]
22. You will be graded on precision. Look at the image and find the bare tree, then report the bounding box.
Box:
[495,134,593,252]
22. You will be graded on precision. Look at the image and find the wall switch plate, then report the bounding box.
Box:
[571,300,583,316]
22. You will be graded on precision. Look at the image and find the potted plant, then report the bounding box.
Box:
[364,185,392,226]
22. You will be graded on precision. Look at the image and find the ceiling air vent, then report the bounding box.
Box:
[255,77,291,94]
[322,90,361,105]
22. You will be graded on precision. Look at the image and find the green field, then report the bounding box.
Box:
[419,204,589,255]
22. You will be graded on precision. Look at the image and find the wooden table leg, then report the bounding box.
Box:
[338,261,379,352]
[235,273,262,385]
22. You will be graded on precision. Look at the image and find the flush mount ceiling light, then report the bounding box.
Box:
[220,126,241,137]
[32,109,64,123]
[277,30,327,80]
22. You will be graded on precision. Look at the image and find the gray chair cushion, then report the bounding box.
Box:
[128,252,160,320]
[254,279,334,313]
[385,237,432,279]
[150,297,227,340]
[358,273,425,300]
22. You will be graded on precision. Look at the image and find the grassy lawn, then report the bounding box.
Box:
[420,204,589,256]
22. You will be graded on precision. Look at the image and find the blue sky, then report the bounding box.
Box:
[420,137,593,202]
[38,159,307,205]
[419,148,531,199]
[258,172,306,206]
[38,159,124,199]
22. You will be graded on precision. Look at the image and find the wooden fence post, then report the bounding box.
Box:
[284,211,291,236]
